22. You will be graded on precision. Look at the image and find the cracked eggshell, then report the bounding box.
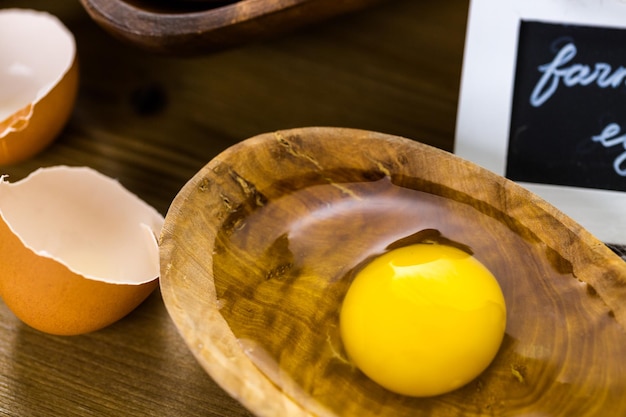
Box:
[0,9,79,165]
[0,166,164,335]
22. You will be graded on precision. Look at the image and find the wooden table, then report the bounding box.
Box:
[0,1,469,415]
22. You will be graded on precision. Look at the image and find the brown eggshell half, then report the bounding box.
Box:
[0,166,163,335]
[0,9,79,165]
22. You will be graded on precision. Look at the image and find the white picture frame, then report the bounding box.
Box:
[455,0,626,245]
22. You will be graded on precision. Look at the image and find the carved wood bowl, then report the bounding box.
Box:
[78,0,384,54]
[159,127,626,416]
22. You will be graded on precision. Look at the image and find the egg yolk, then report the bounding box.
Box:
[339,243,506,397]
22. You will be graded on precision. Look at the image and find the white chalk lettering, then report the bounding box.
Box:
[591,122,626,176]
[530,43,626,107]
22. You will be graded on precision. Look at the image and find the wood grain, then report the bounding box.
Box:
[0,0,468,415]
[160,127,626,417]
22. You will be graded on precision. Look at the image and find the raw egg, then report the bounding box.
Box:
[340,242,506,397]
[0,166,163,335]
[0,9,78,165]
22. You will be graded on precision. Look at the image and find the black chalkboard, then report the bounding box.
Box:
[507,20,626,193]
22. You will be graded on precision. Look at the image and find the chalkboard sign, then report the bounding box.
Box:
[508,20,626,193]
[455,0,626,245]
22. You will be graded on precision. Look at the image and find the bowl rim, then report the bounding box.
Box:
[78,0,383,54]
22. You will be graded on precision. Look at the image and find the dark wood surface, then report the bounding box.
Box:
[0,1,469,415]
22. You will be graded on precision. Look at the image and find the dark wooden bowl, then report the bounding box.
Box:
[79,0,385,54]
[159,127,626,416]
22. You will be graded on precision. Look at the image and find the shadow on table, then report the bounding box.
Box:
[3,289,253,417]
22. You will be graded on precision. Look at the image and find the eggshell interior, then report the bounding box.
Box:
[0,166,164,284]
[0,9,75,135]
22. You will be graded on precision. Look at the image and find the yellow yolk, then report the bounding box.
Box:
[339,243,506,397]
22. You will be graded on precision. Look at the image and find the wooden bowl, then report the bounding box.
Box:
[79,0,384,54]
[159,127,626,416]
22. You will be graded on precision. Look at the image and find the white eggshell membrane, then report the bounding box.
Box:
[0,166,164,284]
[0,9,75,136]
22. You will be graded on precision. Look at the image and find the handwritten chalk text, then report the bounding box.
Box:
[591,122,626,176]
[531,43,626,107]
